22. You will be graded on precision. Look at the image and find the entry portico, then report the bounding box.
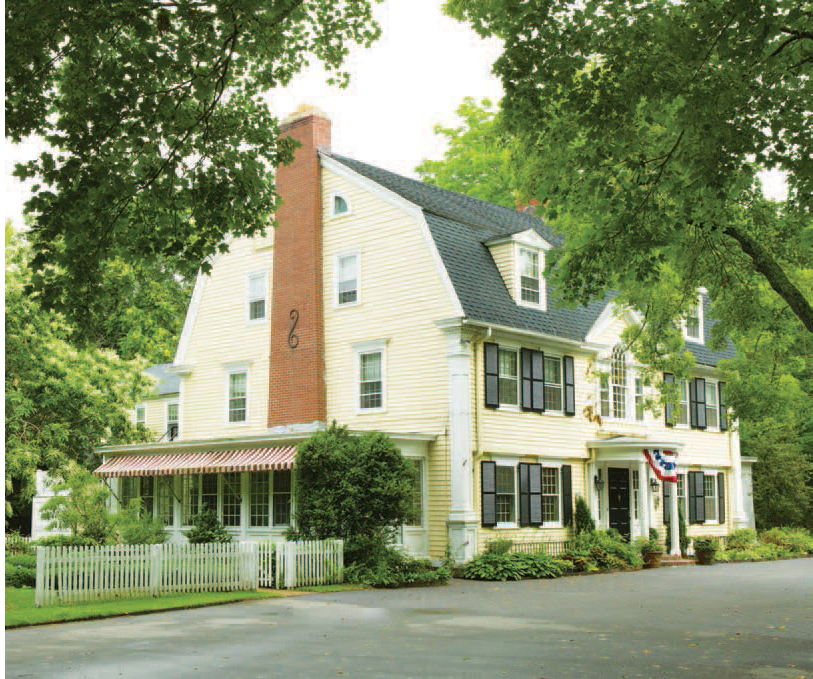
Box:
[587,437,683,555]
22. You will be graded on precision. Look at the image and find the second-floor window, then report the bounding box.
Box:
[359,351,383,410]
[135,405,146,428]
[247,273,267,321]
[705,382,718,429]
[336,253,359,305]
[229,372,247,423]
[167,403,179,441]
[544,355,562,411]
[499,349,519,406]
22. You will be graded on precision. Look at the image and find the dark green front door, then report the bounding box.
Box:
[608,467,631,538]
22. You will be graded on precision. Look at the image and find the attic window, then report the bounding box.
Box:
[518,246,544,308]
[682,296,704,343]
[332,194,349,217]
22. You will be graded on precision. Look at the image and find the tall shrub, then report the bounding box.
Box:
[40,467,115,543]
[292,422,417,565]
[574,496,595,535]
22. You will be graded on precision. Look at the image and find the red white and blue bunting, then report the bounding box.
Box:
[643,448,678,483]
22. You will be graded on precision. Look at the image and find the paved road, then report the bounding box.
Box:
[6,560,813,678]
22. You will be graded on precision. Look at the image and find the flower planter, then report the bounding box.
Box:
[642,551,664,569]
[695,550,716,565]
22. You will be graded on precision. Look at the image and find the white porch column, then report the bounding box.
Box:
[587,460,598,522]
[669,480,680,555]
[445,330,478,563]
[638,459,650,539]
[729,426,748,529]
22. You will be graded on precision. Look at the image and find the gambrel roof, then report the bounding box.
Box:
[325,153,735,367]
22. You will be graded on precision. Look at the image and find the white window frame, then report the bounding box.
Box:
[543,353,564,414]
[245,271,268,323]
[225,366,249,426]
[516,245,545,310]
[333,250,361,308]
[675,380,690,428]
[492,458,564,529]
[134,404,146,428]
[497,346,520,410]
[682,296,705,343]
[704,379,719,431]
[540,464,564,527]
[402,456,426,529]
[165,400,179,441]
[330,192,351,218]
[703,471,719,525]
[353,340,388,414]
[494,461,518,529]
[597,348,641,422]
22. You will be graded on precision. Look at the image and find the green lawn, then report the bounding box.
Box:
[5,587,281,628]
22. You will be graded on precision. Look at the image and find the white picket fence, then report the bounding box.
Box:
[35,539,344,606]
[35,542,258,607]
[268,540,344,589]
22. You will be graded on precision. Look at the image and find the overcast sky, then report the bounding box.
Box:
[3,0,786,228]
[3,0,504,229]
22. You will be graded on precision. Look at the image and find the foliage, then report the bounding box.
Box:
[692,536,719,556]
[461,551,570,581]
[574,496,595,535]
[726,529,758,551]
[115,501,169,545]
[635,530,663,557]
[561,531,643,572]
[184,509,233,544]
[446,0,812,334]
[37,535,101,547]
[759,527,813,555]
[4,533,34,556]
[343,548,450,588]
[5,236,151,517]
[5,566,36,589]
[7,0,380,328]
[292,422,417,567]
[40,468,115,543]
[484,538,513,555]
[416,98,516,208]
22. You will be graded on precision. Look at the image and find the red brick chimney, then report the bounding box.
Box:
[267,106,331,427]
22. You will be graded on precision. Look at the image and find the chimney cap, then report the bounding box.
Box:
[282,104,330,126]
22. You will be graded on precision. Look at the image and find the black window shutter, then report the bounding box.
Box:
[561,464,573,526]
[521,349,533,411]
[717,472,726,524]
[481,461,497,527]
[532,351,545,412]
[563,356,576,416]
[663,479,671,523]
[718,382,727,432]
[688,471,705,524]
[484,343,499,409]
[518,463,530,526]
[690,378,706,429]
[663,373,675,427]
[529,464,542,525]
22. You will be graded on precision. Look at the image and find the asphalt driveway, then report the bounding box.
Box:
[6,560,812,678]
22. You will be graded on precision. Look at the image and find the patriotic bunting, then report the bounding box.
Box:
[643,448,678,483]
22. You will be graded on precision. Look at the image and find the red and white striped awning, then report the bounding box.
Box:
[94,447,296,478]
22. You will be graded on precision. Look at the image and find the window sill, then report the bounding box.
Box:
[495,522,518,530]
[357,407,387,416]
[335,300,361,309]
[497,404,520,413]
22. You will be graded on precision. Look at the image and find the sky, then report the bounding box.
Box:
[3,0,504,229]
[3,0,787,228]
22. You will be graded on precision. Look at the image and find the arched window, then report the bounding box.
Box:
[333,194,349,216]
[611,345,627,419]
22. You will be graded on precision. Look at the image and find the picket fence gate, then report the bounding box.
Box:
[34,539,344,606]
[35,542,258,607]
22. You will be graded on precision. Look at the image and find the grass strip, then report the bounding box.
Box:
[5,587,281,628]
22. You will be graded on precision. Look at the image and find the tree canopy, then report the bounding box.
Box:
[446,0,812,334]
[6,0,379,331]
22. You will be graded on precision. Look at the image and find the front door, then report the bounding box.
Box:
[608,467,631,538]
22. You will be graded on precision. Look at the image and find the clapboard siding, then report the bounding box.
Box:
[489,241,514,298]
[180,237,273,440]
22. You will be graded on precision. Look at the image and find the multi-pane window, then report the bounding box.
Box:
[167,403,179,441]
[498,349,519,406]
[221,472,241,527]
[404,459,423,527]
[135,406,146,428]
[359,351,383,410]
[542,467,560,523]
[495,466,516,523]
[599,374,610,417]
[677,473,686,515]
[611,346,627,419]
[201,474,218,512]
[705,382,718,429]
[272,470,292,526]
[544,356,563,411]
[229,372,247,423]
[157,477,174,526]
[632,470,640,520]
[519,248,540,304]
[182,475,200,525]
[247,273,267,321]
[704,475,717,522]
[685,303,701,340]
[337,254,358,305]
[250,472,270,527]
[120,477,138,511]
[677,380,689,426]
[141,477,155,516]
[635,378,645,421]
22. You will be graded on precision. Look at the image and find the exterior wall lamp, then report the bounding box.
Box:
[650,477,660,494]
[594,472,605,492]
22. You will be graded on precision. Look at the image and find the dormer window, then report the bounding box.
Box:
[682,296,704,343]
[519,248,541,304]
[332,193,350,217]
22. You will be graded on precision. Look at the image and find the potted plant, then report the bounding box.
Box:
[636,529,664,569]
[692,536,718,565]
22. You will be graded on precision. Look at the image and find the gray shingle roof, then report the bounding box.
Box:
[325,153,734,366]
[144,364,180,396]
